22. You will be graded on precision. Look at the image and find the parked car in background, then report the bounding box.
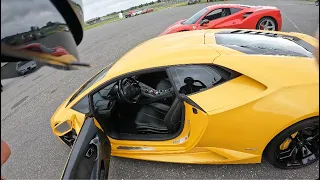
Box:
[146,8,153,13]
[125,10,135,18]
[132,10,138,16]
[64,27,70,32]
[136,10,143,15]
[15,61,37,76]
[142,8,153,14]
[188,0,201,5]
[159,4,282,36]
[142,9,148,14]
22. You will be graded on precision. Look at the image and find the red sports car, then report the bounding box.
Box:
[23,43,70,56]
[159,4,282,36]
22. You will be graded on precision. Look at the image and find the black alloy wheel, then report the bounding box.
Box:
[266,117,319,169]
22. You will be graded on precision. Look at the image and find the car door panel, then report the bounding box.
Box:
[61,117,111,180]
[182,100,209,148]
[188,75,267,113]
[214,14,243,29]
[200,8,244,29]
[223,9,246,29]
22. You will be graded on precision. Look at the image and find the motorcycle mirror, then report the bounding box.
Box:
[1,0,89,80]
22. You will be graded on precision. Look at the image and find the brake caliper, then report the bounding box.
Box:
[279,132,299,150]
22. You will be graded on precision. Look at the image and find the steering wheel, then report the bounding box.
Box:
[118,77,141,104]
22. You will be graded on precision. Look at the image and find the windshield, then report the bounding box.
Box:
[67,67,110,106]
[16,61,29,68]
[183,8,207,25]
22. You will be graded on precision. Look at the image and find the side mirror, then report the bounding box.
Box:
[200,19,210,26]
[1,0,89,80]
[184,77,195,84]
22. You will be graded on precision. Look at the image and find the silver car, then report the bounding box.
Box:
[16,61,37,76]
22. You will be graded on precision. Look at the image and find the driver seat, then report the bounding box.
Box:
[134,97,183,134]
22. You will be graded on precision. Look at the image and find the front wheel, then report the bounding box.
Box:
[265,117,319,169]
[256,17,278,31]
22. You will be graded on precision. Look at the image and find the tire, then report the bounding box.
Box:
[256,17,278,31]
[265,117,319,169]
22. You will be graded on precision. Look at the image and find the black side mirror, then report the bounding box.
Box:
[184,77,195,85]
[200,19,209,26]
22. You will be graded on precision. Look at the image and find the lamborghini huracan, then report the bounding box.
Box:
[159,4,282,36]
[51,29,319,169]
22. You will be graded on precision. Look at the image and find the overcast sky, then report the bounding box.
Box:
[83,0,155,21]
[1,0,156,38]
[1,0,65,39]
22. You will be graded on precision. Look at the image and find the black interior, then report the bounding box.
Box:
[90,65,241,141]
[92,70,185,141]
[204,8,231,21]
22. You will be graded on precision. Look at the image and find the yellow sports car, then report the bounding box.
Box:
[51,29,319,170]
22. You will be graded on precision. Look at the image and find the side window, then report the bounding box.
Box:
[72,95,89,114]
[170,65,223,95]
[230,8,242,14]
[204,8,231,21]
[72,82,117,114]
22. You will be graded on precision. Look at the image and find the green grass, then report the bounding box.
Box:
[84,17,121,30]
[84,0,229,31]
[153,2,188,11]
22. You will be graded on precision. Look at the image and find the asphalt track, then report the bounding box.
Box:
[1,0,319,179]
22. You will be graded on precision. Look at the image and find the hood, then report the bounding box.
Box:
[159,19,187,36]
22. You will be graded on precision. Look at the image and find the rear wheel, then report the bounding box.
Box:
[265,117,319,169]
[256,17,278,31]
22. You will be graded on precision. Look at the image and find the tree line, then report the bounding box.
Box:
[102,0,162,17]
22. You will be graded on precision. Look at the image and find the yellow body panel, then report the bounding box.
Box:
[105,31,219,80]
[51,29,319,164]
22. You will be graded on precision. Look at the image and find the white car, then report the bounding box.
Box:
[136,10,143,15]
